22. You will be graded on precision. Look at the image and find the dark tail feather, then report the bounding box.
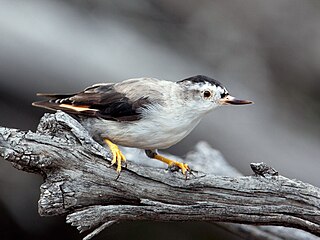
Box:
[32,99,97,117]
[32,100,62,111]
[33,92,99,117]
[33,92,75,111]
[36,93,75,98]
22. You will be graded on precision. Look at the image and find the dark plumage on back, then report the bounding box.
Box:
[33,83,150,122]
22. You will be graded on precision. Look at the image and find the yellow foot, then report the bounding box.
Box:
[169,161,190,175]
[154,154,191,176]
[104,139,126,174]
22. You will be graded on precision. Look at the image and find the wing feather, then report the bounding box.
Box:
[33,83,151,122]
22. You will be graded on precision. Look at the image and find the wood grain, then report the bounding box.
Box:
[0,111,319,240]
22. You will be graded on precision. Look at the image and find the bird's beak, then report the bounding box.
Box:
[219,95,253,105]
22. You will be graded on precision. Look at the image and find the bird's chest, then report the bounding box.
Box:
[135,105,202,148]
[150,108,199,133]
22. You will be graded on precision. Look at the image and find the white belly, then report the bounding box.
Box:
[82,106,203,150]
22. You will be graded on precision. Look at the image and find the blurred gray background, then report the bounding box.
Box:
[0,0,319,239]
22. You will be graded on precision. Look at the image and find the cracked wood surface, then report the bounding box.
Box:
[0,111,319,239]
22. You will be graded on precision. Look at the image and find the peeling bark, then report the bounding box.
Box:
[0,111,319,239]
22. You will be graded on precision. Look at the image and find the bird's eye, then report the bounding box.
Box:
[203,90,211,99]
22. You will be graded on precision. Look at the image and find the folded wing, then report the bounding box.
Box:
[33,83,150,122]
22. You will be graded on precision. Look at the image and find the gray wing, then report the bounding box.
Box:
[33,81,153,122]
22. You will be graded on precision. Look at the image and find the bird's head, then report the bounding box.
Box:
[177,75,253,114]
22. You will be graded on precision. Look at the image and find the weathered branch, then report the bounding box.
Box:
[0,111,319,239]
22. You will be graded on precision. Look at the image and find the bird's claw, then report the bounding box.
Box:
[152,153,192,178]
[105,139,126,176]
[168,161,192,178]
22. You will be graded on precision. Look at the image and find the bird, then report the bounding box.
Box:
[33,75,252,177]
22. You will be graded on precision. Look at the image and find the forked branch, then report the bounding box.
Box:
[0,111,319,240]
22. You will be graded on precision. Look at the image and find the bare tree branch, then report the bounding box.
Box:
[0,111,319,240]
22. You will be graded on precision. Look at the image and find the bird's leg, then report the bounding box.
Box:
[104,139,126,174]
[145,150,190,175]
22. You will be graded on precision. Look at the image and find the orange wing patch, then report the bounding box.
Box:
[59,104,98,112]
